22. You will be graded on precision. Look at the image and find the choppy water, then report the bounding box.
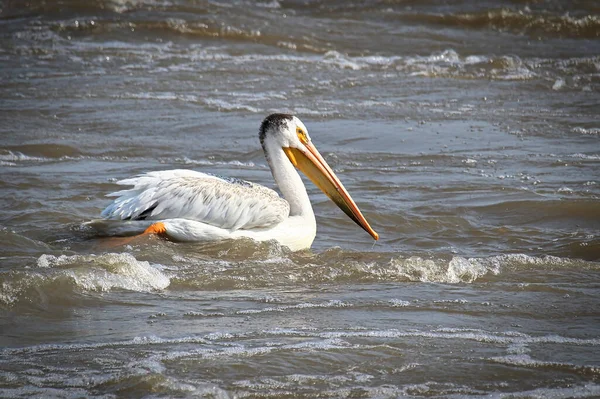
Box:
[1,0,599,397]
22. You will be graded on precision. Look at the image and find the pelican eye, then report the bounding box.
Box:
[296,127,309,144]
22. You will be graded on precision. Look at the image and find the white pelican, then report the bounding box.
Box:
[89,114,378,251]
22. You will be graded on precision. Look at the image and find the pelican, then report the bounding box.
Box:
[89,114,378,251]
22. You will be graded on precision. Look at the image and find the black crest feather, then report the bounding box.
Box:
[259,113,294,148]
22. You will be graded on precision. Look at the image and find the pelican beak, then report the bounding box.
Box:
[283,142,379,240]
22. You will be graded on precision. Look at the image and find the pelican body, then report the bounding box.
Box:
[90,114,378,251]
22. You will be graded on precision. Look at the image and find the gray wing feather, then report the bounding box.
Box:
[101,169,290,230]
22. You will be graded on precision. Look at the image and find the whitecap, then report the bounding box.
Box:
[571,153,600,160]
[552,78,566,90]
[0,151,47,163]
[388,299,411,307]
[169,156,260,168]
[572,127,600,136]
[35,252,170,292]
[318,327,600,346]
[202,98,260,113]
[236,300,352,315]
[386,256,499,284]
[490,354,600,375]
[323,51,362,70]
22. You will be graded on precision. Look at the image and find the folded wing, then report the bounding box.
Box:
[101,169,290,230]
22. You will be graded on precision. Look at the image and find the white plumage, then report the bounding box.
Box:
[88,114,378,251]
[101,170,289,230]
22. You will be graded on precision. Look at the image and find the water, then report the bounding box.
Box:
[1,0,599,397]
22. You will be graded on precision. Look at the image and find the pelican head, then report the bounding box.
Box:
[259,113,379,241]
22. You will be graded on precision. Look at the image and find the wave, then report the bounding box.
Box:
[410,8,600,39]
[0,150,53,165]
[53,17,261,42]
[7,0,599,40]
[3,326,599,397]
[490,354,600,376]
[0,143,259,168]
[6,7,599,88]
[181,48,542,80]
[0,144,83,166]
[572,127,600,136]
[0,252,169,306]
[6,243,595,308]
[236,300,352,315]
[166,243,598,290]
[167,156,261,169]
[125,47,600,85]
[2,230,599,305]
[49,16,330,53]
[112,92,263,113]
[6,325,598,357]
[0,149,139,167]
[6,1,596,85]
[0,151,46,163]
[317,327,600,347]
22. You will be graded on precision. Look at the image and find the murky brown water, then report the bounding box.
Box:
[1,0,599,397]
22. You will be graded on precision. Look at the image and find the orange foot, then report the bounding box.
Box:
[143,222,167,235]
[96,222,168,249]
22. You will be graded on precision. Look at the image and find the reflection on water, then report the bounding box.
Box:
[1,0,599,397]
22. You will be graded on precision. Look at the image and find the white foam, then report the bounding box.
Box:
[571,153,600,160]
[317,327,600,346]
[552,78,566,90]
[169,156,260,168]
[389,299,411,307]
[490,354,600,375]
[236,300,352,315]
[171,253,594,288]
[114,92,198,103]
[0,151,47,163]
[558,186,574,194]
[185,48,531,80]
[482,383,600,399]
[0,279,30,305]
[35,253,170,292]
[0,150,88,166]
[183,311,225,318]
[434,298,468,304]
[255,0,281,8]
[1,334,210,356]
[572,127,600,136]
[159,336,353,362]
[0,387,112,399]
[202,98,260,113]
[387,255,499,284]
[425,49,461,63]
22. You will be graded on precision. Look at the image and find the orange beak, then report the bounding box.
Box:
[283,142,379,240]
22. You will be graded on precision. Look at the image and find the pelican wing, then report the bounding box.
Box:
[101,169,290,230]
